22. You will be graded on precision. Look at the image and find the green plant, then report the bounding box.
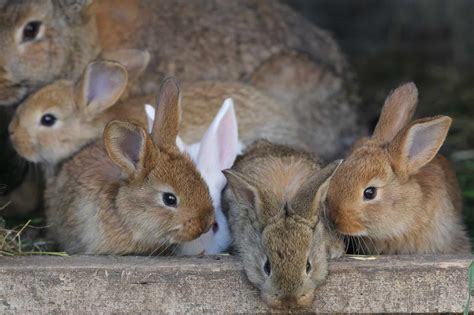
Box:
[465,261,474,315]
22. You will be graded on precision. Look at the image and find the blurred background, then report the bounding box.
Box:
[288,0,474,242]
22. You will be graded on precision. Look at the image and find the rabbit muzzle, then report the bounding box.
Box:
[173,210,215,242]
[0,75,29,106]
[262,291,314,310]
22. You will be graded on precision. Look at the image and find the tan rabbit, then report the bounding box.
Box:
[10,65,318,172]
[327,83,471,254]
[45,79,214,254]
[0,0,362,160]
[222,140,344,309]
[9,56,150,173]
[0,0,99,107]
[95,0,361,160]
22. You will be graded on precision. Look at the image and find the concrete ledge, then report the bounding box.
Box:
[0,255,472,313]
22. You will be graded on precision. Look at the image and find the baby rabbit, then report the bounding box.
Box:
[327,83,471,254]
[45,79,214,254]
[9,56,150,173]
[223,140,344,309]
[146,99,242,255]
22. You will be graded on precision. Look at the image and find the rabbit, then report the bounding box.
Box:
[8,54,151,174]
[222,140,344,309]
[0,0,362,160]
[0,0,99,107]
[45,79,215,254]
[94,0,362,160]
[327,82,471,254]
[145,98,243,255]
[10,66,313,174]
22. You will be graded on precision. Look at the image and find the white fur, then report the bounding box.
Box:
[145,99,243,255]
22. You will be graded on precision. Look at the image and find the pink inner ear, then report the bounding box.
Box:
[197,99,239,172]
[407,122,444,162]
[87,70,116,105]
[217,104,239,170]
[119,128,143,167]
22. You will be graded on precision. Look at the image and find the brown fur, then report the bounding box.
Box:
[1,0,362,217]
[9,60,149,169]
[223,141,344,309]
[45,79,214,254]
[0,0,98,106]
[179,81,310,152]
[0,0,362,159]
[327,83,471,254]
[95,0,362,159]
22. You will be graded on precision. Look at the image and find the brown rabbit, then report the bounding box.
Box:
[0,0,362,160]
[10,68,318,172]
[0,0,99,107]
[327,83,471,254]
[222,140,344,309]
[45,79,214,254]
[9,56,150,173]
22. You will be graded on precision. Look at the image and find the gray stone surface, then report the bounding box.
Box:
[0,255,472,313]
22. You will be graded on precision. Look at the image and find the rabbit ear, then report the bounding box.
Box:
[291,160,342,222]
[101,49,151,80]
[197,98,240,174]
[223,169,261,211]
[145,103,187,152]
[103,120,150,179]
[76,61,128,119]
[151,78,181,147]
[389,116,452,177]
[372,82,418,144]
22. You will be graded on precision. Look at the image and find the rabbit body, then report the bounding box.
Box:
[0,0,362,160]
[223,140,344,309]
[327,83,471,254]
[45,79,215,254]
[95,0,361,159]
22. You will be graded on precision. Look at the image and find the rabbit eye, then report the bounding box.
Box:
[40,114,57,127]
[306,260,312,274]
[363,186,377,200]
[162,193,178,207]
[263,259,271,276]
[22,21,42,42]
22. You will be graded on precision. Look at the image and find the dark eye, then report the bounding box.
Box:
[263,259,271,276]
[363,186,377,200]
[40,114,57,127]
[23,21,42,42]
[162,193,177,207]
[306,260,312,274]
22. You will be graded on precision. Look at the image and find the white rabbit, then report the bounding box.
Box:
[145,98,243,254]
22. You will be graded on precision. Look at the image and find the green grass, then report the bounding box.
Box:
[465,261,474,314]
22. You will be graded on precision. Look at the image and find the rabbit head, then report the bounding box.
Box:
[0,0,99,106]
[327,83,452,239]
[104,78,215,245]
[9,52,149,166]
[145,98,243,255]
[224,142,342,309]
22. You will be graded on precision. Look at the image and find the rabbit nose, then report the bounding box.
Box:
[279,294,312,310]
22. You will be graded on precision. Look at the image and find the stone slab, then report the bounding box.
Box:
[0,255,472,313]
